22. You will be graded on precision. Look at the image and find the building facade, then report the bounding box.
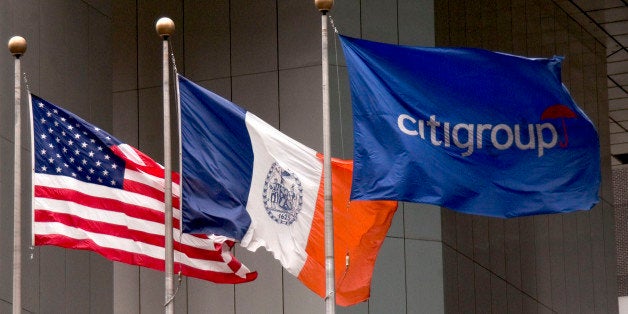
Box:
[0,0,618,313]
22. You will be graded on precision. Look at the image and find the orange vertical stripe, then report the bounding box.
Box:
[298,157,397,306]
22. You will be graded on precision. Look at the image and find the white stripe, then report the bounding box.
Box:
[241,112,320,276]
[34,222,239,274]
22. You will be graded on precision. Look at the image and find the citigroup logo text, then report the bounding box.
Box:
[396,105,576,157]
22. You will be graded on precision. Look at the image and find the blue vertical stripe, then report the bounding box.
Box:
[179,76,253,239]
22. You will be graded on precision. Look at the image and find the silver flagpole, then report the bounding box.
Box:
[9,35,26,314]
[156,17,175,314]
[315,1,335,313]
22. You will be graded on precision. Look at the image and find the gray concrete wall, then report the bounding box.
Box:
[0,1,113,313]
[614,165,628,296]
[0,0,617,313]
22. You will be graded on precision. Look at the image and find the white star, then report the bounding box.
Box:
[62,147,68,153]
[40,149,46,155]
[61,131,66,136]
[104,155,110,160]
[68,140,73,146]
[95,161,102,167]
[86,176,91,181]
[90,139,96,143]
[56,153,61,159]
[61,117,66,122]
[82,159,88,165]
[54,121,59,126]
[81,142,88,148]
[97,178,103,183]
[40,118,46,124]
[89,168,95,174]
[111,163,118,170]
[48,158,54,163]
[55,137,61,143]
[102,170,109,176]
[41,166,47,171]
[71,173,77,177]
[53,109,58,114]
[67,125,73,130]
[74,149,80,155]
[110,180,116,186]
[40,134,46,139]
[97,146,103,151]
[74,134,80,139]
[38,103,44,108]
[63,163,69,168]
[77,166,83,172]
[46,111,52,117]
[56,167,62,173]
[48,128,53,133]
[48,143,54,148]
[88,151,95,157]
[69,157,74,163]
[94,127,100,131]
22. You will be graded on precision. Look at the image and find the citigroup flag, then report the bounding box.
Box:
[339,35,600,218]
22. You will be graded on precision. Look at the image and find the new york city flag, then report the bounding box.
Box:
[178,75,397,305]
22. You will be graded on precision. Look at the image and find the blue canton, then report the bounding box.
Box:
[32,95,126,189]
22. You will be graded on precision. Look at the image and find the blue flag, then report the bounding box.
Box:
[339,35,600,218]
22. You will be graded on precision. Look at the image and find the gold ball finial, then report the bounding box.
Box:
[8,36,27,57]
[155,17,175,39]
[315,0,333,12]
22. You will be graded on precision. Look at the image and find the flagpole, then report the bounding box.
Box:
[156,17,175,314]
[315,1,335,313]
[9,35,26,314]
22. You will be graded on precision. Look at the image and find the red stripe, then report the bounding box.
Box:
[34,210,225,261]
[34,185,181,228]
[35,234,255,283]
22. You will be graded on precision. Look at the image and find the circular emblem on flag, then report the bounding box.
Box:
[262,162,303,225]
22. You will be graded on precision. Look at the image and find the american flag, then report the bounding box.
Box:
[31,94,256,283]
